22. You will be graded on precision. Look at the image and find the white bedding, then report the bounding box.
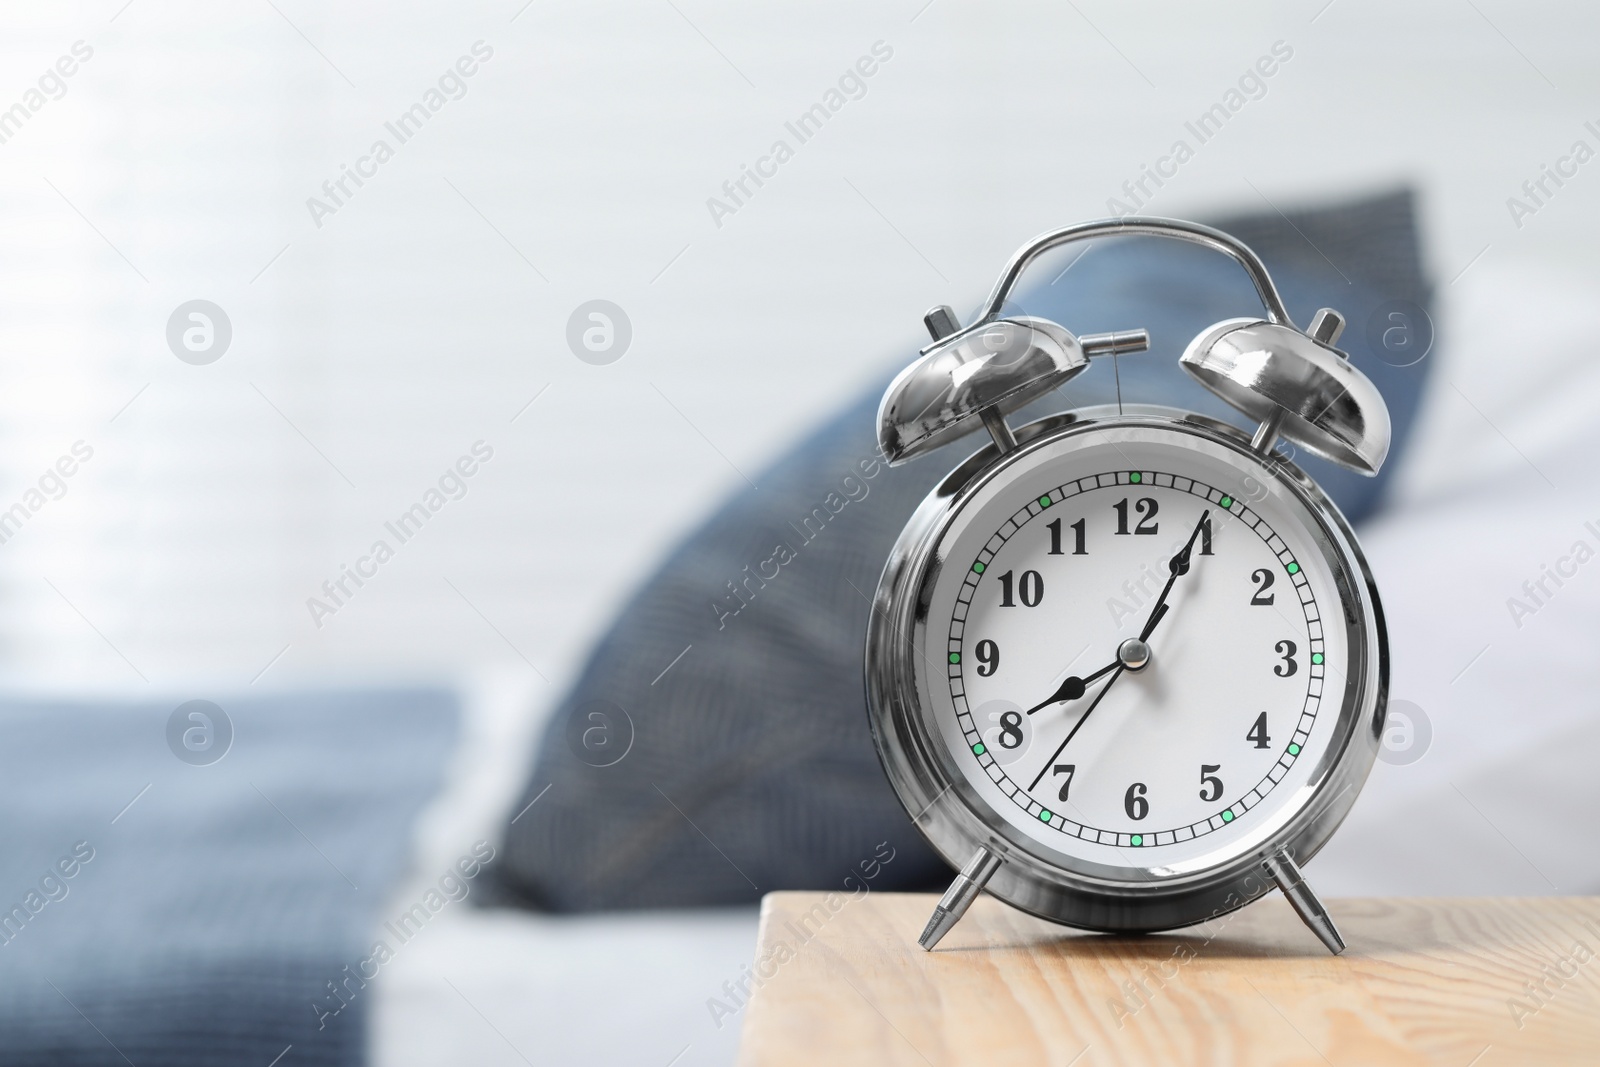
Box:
[373,259,1600,1066]
[372,905,754,1067]
[1313,258,1600,897]
[371,670,757,1067]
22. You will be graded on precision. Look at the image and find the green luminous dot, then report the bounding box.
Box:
[972,742,986,756]
[972,561,985,574]
[1039,495,1052,508]
[1039,809,1053,822]
[948,652,961,664]
[1221,810,1235,823]
[1130,472,1142,483]
[1287,743,1301,756]
[1219,495,1233,508]
[1311,653,1324,665]
[1286,562,1301,575]
[1131,834,1143,846]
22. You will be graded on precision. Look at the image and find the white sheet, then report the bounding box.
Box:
[371,670,757,1067]
[372,906,755,1067]
[1312,257,1600,897]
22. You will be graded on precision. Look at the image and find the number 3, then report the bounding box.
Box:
[1274,640,1298,677]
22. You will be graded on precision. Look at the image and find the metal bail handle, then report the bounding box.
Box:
[976,215,1295,328]
[877,214,1390,474]
[976,215,1390,475]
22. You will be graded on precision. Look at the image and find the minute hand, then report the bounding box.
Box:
[1139,508,1211,642]
[1024,509,1210,792]
[1028,664,1125,791]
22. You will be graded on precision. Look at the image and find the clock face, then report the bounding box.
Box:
[919,423,1362,876]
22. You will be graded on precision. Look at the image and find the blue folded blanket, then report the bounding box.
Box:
[0,689,456,1067]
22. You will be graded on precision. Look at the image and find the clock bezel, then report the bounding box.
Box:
[865,405,1388,933]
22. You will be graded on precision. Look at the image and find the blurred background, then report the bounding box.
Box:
[2,1,1599,1065]
[1,0,1595,687]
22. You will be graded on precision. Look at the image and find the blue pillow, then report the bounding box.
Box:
[492,190,1431,910]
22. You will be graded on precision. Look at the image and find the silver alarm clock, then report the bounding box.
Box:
[865,217,1390,954]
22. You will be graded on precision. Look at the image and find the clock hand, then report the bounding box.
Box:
[1139,509,1211,642]
[1139,601,1170,642]
[1022,513,1210,791]
[1023,659,1120,716]
[1021,562,1180,719]
[1028,664,1125,790]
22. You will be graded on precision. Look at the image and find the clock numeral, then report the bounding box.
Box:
[1045,518,1087,556]
[997,569,1044,607]
[1250,568,1276,605]
[1246,712,1271,749]
[1052,763,1076,803]
[997,711,1024,749]
[974,639,1000,677]
[1274,639,1298,677]
[1199,763,1224,802]
[1124,782,1148,821]
[1113,497,1159,535]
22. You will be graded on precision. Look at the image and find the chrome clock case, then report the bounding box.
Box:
[865,407,1389,938]
[864,216,1393,953]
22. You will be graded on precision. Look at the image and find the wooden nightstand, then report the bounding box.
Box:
[736,891,1600,1066]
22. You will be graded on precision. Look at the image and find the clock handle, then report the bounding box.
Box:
[918,846,1002,951]
[1264,848,1346,955]
[975,216,1294,329]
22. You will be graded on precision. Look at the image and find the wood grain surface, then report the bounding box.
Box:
[735,892,1600,1066]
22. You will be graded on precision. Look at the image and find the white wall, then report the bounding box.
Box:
[0,0,1595,696]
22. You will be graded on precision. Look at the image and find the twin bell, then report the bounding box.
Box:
[876,216,1390,477]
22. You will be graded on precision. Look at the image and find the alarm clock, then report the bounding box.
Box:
[865,217,1389,954]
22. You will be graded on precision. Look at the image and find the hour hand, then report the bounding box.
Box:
[1024,659,1117,715]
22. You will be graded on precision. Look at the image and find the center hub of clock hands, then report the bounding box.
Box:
[1025,509,1212,792]
[1116,637,1151,672]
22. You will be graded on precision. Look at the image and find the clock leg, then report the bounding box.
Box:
[1263,849,1345,955]
[918,847,1002,951]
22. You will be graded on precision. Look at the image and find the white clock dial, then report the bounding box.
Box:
[924,429,1352,873]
